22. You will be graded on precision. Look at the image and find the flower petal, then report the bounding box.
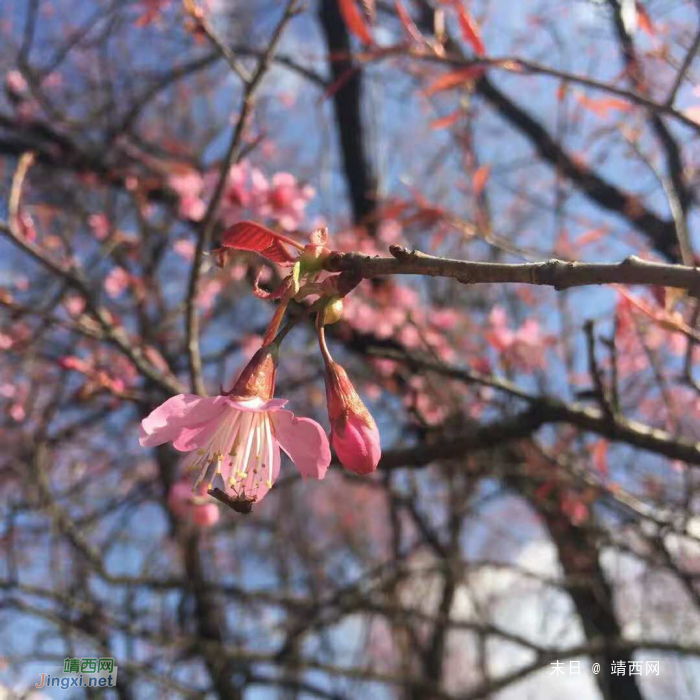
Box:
[332,414,381,475]
[172,418,222,452]
[243,439,281,503]
[224,396,288,413]
[272,410,331,480]
[140,394,226,448]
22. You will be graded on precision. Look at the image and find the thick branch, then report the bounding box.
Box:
[324,247,700,293]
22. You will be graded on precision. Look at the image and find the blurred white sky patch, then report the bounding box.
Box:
[389,531,700,698]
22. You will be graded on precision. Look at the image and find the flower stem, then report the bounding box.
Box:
[317,323,334,366]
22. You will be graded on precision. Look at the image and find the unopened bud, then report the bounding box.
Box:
[321,297,344,325]
[324,361,381,475]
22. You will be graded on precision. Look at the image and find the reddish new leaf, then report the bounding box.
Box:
[456,4,485,56]
[636,2,655,36]
[320,66,358,103]
[221,221,298,264]
[430,110,461,130]
[424,66,485,95]
[472,165,490,195]
[395,0,424,44]
[338,0,374,45]
[575,93,633,117]
[252,269,293,300]
[592,439,609,477]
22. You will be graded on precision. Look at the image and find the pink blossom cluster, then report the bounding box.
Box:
[4,69,61,122]
[168,161,315,231]
[484,306,549,371]
[614,293,686,380]
[135,0,171,27]
[0,381,28,422]
[59,352,138,399]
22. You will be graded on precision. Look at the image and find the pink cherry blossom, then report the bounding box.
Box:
[168,480,219,527]
[209,161,256,226]
[5,70,28,95]
[88,213,110,240]
[0,383,16,398]
[140,393,330,502]
[140,346,330,504]
[197,278,223,311]
[485,306,548,371]
[173,238,196,260]
[104,267,130,298]
[168,171,206,221]
[257,172,315,231]
[9,404,25,422]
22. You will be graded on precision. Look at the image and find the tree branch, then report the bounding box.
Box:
[324,247,700,293]
[184,0,302,395]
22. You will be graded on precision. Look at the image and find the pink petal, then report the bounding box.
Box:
[139,394,226,448]
[192,503,220,527]
[332,414,381,475]
[272,410,331,480]
[171,418,221,452]
[224,396,288,412]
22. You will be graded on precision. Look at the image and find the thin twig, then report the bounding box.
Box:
[8,151,35,230]
[584,320,614,422]
[185,0,302,396]
[666,26,700,107]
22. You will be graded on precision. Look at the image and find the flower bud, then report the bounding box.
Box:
[320,297,344,325]
[324,361,381,475]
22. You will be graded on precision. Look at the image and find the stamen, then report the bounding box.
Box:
[264,413,274,490]
[229,412,253,486]
[238,413,257,478]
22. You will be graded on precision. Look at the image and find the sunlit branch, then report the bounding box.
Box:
[325,246,700,294]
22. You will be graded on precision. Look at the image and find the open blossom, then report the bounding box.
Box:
[104,267,130,298]
[256,172,315,231]
[485,306,547,371]
[139,346,330,503]
[168,170,206,221]
[5,70,28,95]
[207,161,257,226]
[324,359,381,475]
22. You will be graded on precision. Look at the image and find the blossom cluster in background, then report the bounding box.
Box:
[168,161,315,231]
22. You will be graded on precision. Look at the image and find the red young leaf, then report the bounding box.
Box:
[575,93,632,117]
[319,66,358,103]
[252,269,293,300]
[395,0,424,44]
[430,110,461,130]
[221,221,297,264]
[636,2,655,36]
[592,439,608,477]
[455,4,485,56]
[338,0,374,45]
[472,165,490,195]
[424,66,485,95]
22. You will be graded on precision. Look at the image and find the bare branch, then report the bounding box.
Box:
[325,247,700,294]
